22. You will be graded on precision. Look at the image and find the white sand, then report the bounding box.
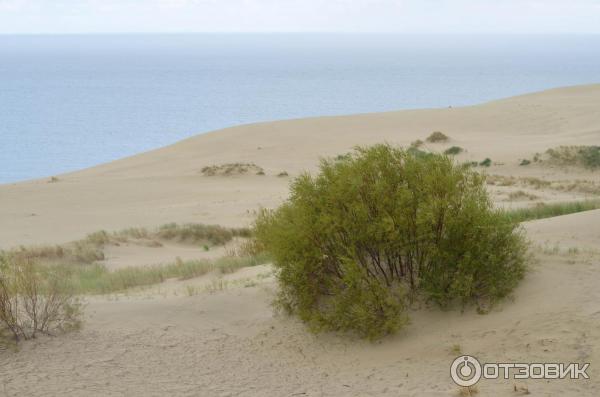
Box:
[1,84,600,396]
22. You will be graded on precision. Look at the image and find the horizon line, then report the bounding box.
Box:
[2,31,600,36]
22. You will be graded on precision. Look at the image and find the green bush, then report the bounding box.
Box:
[426,131,449,143]
[254,144,528,339]
[444,146,463,155]
[479,158,492,167]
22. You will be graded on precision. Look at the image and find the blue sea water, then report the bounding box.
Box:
[1,33,600,183]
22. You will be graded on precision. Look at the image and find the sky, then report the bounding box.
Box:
[0,0,599,34]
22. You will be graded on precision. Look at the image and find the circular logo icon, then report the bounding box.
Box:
[450,355,482,387]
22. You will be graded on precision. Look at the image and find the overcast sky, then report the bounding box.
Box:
[1,0,599,34]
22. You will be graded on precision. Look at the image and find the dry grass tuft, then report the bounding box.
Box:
[507,190,539,201]
[1,223,252,267]
[426,131,449,143]
[201,163,264,176]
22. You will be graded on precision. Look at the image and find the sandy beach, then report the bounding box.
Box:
[1,84,600,396]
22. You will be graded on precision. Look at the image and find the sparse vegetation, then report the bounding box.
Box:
[201,163,264,176]
[156,223,251,245]
[546,146,600,169]
[479,158,492,167]
[504,199,600,223]
[48,176,59,183]
[487,174,600,195]
[0,255,82,343]
[1,223,252,267]
[410,139,424,148]
[451,344,462,355]
[457,385,479,396]
[426,131,449,143]
[519,159,531,166]
[507,190,539,201]
[49,253,270,295]
[277,171,289,177]
[255,144,528,339]
[444,146,463,155]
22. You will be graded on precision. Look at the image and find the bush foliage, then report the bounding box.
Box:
[255,144,528,339]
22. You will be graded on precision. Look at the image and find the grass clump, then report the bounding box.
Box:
[479,158,492,167]
[426,131,449,143]
[519,159,531,166]
[277,171,289,177]
[444,146,463,156]
[201,163,264,176]
[503,199,600,223]
[254,144,528,339]
[0,255,82,343]
[156,223,251,245]
[546,146,600,169]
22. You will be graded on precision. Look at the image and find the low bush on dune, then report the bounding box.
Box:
[444,146,463,155]
[0,255,82,343]
[254,144,528,339]
[546,146,600,169]
[425,131,449,143]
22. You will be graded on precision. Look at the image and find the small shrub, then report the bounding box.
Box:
[48,176,59,183]
[255,144,528,339]
[519,159,531,166]
[0,256,82,342]
[444,146,463,156]
[426,131,449,143]
[256,170,265,176]
[277,171,289,177]
[479,158,492,167]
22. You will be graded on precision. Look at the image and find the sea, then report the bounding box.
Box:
[1,33,600,183]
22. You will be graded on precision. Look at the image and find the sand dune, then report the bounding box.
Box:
[2,84,600,248]
[2,84,600,396]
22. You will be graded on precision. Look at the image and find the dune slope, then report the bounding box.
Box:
[2,84,600,247]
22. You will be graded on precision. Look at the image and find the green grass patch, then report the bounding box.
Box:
[504,200,600,223]
[57,253,271,295]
